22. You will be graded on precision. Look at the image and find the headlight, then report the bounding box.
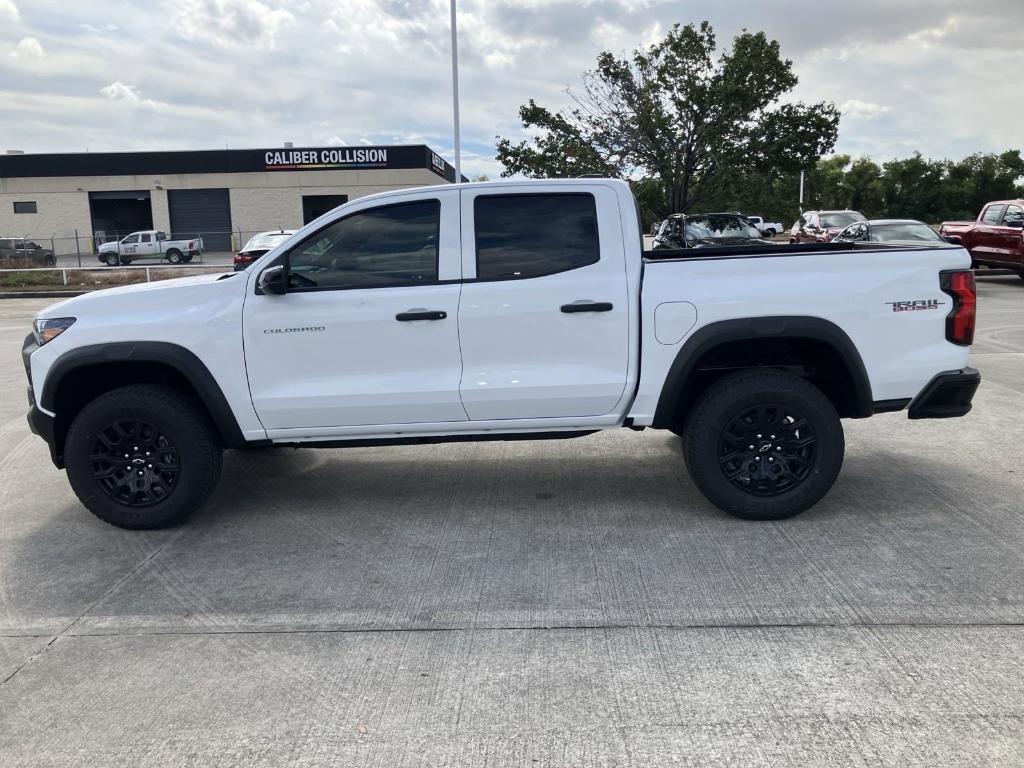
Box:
[34,317,76,346]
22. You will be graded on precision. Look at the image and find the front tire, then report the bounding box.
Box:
[65,385,222,529]
[682,370,845,521]
[104,253,119,267]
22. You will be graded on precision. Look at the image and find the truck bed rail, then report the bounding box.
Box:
[643,241,958,262]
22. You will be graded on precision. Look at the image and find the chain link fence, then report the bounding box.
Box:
[0,229,298,269]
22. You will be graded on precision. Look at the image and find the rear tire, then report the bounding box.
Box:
[166,249,183,264]
[682,369,845,521]
[65,384,222,529]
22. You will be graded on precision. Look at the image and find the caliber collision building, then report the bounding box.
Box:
[0,145,461,252]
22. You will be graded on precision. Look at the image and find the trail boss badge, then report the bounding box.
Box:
[886,299,945,312]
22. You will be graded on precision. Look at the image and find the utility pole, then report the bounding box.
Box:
[799,170,805,212]
[449,0,462,182]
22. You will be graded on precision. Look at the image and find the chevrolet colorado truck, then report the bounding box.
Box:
[97,230,203,267]
[940,200,1024,276]
[23,179,980,530]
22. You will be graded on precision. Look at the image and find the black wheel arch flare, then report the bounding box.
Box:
[651,316,875,429]
[40,342,251,463]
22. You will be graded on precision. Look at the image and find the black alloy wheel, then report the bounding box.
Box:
[718,404,816,497]
[682,369,844,521]
[89,418,180,507]
[65,384,223,529]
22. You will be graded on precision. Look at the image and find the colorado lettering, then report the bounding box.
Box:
[264,149,388,167]
[263,326,326,334]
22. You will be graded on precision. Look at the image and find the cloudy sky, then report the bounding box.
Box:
[1,0,1021,177]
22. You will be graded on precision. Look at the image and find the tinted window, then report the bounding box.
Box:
[869,223,942,242]
[1003,204,1024,226]
[838,223,867,241]
[287,200,439,290]
[475,193,599,280]
[982,204,1006,224]
[819,212,865,228]
[13,201,37,214]
[141,233,152,243]
[683,214,762,241]
[247,233,291,250]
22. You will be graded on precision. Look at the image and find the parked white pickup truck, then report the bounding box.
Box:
[96,230,203,266]
[745,215,785,237]
[25,179,979,529]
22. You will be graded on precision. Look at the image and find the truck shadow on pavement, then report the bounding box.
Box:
[4,432,1023,635]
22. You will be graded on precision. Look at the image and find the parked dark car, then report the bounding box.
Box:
[233,229,295,271]
[651,213,769,249]
[833,219,945,245]
[940,200,1024,276]
[790,210,866,244]
[0,237,56,266]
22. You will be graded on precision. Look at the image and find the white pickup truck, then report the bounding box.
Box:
[24,179,979,530]
[745,215,785,237]
[96,230,203,266]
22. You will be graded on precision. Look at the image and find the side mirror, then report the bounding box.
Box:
[258,264,287,295]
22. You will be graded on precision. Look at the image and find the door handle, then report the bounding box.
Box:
[561,301,613,313]
[396,310,447,321]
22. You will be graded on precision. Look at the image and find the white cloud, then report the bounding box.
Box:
[0,0,18,22]
[101,81,144,103]
[9,37,45,60]
[167,0,296,50]
[839,99,891,120]
[80,23,118,34]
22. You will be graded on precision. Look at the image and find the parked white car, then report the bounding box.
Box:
[745,215,784,237]
[96,230,203,266]
[26,179,978,529]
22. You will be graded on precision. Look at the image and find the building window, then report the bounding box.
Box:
[13,201,38,214]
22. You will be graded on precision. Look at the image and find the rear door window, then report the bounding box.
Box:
[982,204,1006,224]
[474,193,599,280]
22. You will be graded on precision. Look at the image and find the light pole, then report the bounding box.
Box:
[449,0,462,182]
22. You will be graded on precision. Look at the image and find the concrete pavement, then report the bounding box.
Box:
[1,275,1022,766]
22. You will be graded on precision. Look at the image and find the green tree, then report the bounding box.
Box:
[496,22,839,217]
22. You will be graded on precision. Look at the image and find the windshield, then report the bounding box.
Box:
[684,215,762,241]
[870,223,942,242]
[244,233,291,251]
[819,212,865,229]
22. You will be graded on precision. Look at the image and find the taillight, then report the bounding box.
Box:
[940,269,976,346]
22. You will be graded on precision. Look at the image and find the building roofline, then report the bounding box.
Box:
[0,144,465,183]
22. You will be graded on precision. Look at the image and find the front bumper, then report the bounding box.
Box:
[23,333,62,467]
[908,367,981,419]
[27,404,60,466]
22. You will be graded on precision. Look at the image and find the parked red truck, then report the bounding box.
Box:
[940,200,1024,276]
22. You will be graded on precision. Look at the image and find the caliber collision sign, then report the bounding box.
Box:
[264,148,389,171]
